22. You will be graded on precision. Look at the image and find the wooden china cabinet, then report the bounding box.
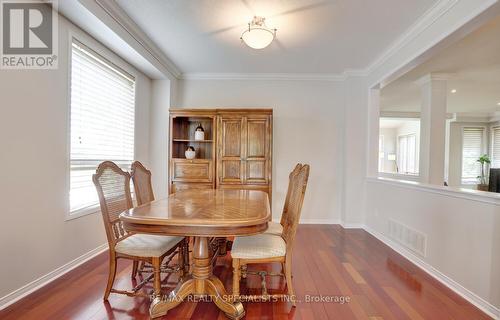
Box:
[168,108,273,200]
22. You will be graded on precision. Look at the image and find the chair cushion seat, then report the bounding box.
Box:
[263,221,283,235]
[231,234,286,259]
[115,234,183,257]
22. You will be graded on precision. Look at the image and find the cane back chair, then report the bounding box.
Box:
[264,163,302,236]
[93,161,185,300]
[130,161,190,275]
[231,164,310,305]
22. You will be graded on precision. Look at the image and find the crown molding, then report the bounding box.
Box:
[179,72,348,81]
[179,69,370,81]
[414,72,454,86]
[366,0,499,88]
[176,0,466,82]
[364,0,460,76]
[84,0,495,83]
[90,0,181,79]
[381,111,454,120]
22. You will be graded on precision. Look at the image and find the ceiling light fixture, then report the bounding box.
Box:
[241,16,276,49]
[497,102,500,106]
[451,89,457,93]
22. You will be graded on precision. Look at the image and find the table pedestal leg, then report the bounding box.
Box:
[150,237,245,320]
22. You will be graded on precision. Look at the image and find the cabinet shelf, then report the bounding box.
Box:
[172,157,211,161]
[173,139,213,143]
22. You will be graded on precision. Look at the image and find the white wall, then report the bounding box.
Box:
[358,0,500,314]
[149,79,175,198]
[0,14,152,301]
[365,179,500,310]
[177,79,344,223]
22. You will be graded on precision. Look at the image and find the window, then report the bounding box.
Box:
[70,39,135,215]
[461,127,485,184]
[492,127,500,169]
[397,134,418,175]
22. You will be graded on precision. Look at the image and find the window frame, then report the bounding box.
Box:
[460,126,487,186]
[66,34,137,221]
[490,125,500,169]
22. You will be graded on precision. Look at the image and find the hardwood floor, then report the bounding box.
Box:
[0,225,492,320]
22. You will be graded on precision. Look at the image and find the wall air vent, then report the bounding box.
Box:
[388,219,427,257]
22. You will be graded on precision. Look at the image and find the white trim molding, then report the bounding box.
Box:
[180,72,351,82]
[79,0,181,79]
[71,0,496,83]
[272,218,342,224]
[367,177,500,206]
[300,218,342,224]
[0,243,108,311]
[366,0,460,77]
[414,73,454,86]
[370,0,498,88]
[364,226,500,320]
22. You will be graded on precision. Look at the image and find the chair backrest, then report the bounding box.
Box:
[280,163,303,226]
[131,161,155,205]
[281,164,310,250]
[92,161,133,247]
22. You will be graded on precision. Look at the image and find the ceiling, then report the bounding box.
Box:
[380,118,419,129]
[380,14,500,115]
[115,0,438,75]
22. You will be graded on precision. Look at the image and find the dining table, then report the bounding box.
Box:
[120,189,271,319]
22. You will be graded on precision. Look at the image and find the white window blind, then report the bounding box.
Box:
[492,127,500,168]
[397,134,418,175]
[461,127,484,184]
[70,39,135,213]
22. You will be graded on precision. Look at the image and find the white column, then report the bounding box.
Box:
[415,74,448,185]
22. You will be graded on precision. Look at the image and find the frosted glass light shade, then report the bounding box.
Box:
[241,27,275,49]
[241,16,276,50]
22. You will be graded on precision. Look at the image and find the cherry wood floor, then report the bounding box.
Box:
[0,225,492,320]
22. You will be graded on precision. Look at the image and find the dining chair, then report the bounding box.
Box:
[264,163,302,236]
[231,164,310,305]
[130,161,155,206]
[131,161,190,276]
[93,161,185,300]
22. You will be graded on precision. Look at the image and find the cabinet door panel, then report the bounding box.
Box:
[247,120,266,157]
[246,160,267,184]
[245,117,270,184]
[221,160,244,183]
[221,120,242,157]
[218,117,245,185]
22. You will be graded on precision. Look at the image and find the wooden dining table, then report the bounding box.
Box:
[120,189,271,319]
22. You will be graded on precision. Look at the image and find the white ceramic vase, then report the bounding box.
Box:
[194,131,205,141]
[185,150,196,159]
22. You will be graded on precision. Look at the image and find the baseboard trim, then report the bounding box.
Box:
[272,218,341,224]
[299,218,341,224]
[0,243,108,311]
[339,222,365,229]
[364,226,500,320]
